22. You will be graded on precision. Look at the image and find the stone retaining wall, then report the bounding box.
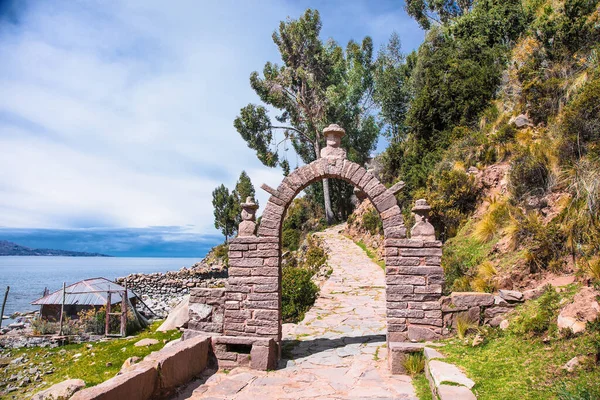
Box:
[70,335,211,400]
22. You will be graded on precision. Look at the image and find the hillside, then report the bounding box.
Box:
[0,240,111,257]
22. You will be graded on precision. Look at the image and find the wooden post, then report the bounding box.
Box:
[105,292,111,336]
[58,282,66,336]
[120,281,127,337]
[0,286,9,330]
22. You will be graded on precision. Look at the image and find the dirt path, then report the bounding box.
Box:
[174,225,417,400]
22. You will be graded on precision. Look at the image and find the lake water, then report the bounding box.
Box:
[0,256,201,320]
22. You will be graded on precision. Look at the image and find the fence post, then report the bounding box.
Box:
[58,282,66,335]
[105,292,111,336]
[120,280,127,337]
[0,286,9,330]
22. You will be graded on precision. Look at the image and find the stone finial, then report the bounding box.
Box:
[238,197,258,237]
[320,124,347,159]
[410,199,435,240]
[353,187,367,203]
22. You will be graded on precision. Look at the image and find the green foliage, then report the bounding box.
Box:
[304,238,327,270]
[234,8,380,223]
[281,266,319,323]
[402,352,425,377]
[508,147,550,201]
[31,318,58,335]
[362,208,383,235]
[212,184,237,241]
[282,228,301,251]
[510,285,561,336]
[212,172,258,241]
[556,382,600,400]
[560,73,600,162]
[419,164,480,240]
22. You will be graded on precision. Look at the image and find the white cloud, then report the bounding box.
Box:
[0,0,422,236]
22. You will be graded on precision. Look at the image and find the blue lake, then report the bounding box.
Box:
[0,256,201,319]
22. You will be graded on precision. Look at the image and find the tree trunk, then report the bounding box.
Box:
[323,178,334,225]
[314,140,334,224]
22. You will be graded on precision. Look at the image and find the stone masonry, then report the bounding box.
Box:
[184,124,444,372]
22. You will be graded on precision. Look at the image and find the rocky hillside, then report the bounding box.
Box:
[347,0,600,295]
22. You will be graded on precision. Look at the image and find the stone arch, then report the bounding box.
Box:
[185,125,444,373]
[257,157,405,240]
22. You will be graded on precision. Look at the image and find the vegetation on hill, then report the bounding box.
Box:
[0,240,111,257]
[440,284,600,399]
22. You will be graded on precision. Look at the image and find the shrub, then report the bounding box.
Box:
[510,285,561,336]
[303,237,327,271]
[31,318,58,335]
[509,147,550,201]
[281,266,319,323]
[560,75,600,162]
[422,164,480,240]
[456,313,479,339]
[471,261,497,292]
[474,197,510,242]
[282,228,301,251]
[362,208,383,235]
[403,352,425,377]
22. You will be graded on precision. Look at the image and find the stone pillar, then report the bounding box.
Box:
[224,236,280,340]
[385,199,443,342]
[238,197,258,237]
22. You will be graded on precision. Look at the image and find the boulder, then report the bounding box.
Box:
[499,319,510,330]
[157,296,190,332]
[450,292,494,308]
[557,287,600,334]
[118,356,141,375]
[32,378,85,400]
[512,114,533,128]
[563,356,583,373]
[523,287,545,301]
[134,338,159,347]
[499,289,524,302]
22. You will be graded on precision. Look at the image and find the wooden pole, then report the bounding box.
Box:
[0,286,10,330]
[105,292,111,336]
[58,282,66,336]
[120,281,127,337]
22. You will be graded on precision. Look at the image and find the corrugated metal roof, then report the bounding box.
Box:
[31,277,135,306]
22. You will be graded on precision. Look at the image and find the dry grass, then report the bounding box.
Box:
[456,313,479,339]
[402,352,425,377]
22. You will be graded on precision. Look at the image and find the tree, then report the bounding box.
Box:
[212,184,237,241]
[373,33,414,143]
[231,171,258,226]
[406,0,474,30]
[234,9,379,224]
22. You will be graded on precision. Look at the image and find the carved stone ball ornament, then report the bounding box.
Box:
[410,199,436,240]
[238,197,259,237]
[320,124,347,159]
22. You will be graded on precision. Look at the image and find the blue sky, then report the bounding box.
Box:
[0,0,423,256]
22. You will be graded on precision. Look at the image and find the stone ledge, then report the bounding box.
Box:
[71,336,211,400]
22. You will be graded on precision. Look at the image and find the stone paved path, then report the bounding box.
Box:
[174,225,417,400]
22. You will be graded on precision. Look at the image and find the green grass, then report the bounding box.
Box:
[438,286,600,400]
[355,239,385,270]
[412,373,433,400]
[0,321,181,399]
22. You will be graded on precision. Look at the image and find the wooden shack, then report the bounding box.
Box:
[31,277,137,321]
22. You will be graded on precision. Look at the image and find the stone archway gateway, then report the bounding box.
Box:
[185,124,444,372]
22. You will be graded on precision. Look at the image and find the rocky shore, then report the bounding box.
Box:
[115,250,228,318]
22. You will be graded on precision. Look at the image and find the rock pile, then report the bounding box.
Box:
[115,256,228,317]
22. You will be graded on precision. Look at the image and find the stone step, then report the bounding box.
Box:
[423,346,477,399]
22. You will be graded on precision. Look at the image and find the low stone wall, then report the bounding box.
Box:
[442,290,525,331]
[116,266,227,298]
[70,335,211,400]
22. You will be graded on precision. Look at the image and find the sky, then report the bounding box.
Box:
[0,0,424,257]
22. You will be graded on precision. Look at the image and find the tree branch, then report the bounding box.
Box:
[271,125,313,144]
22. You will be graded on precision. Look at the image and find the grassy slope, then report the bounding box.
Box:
[0,321,181,399]
[438,287,600,399]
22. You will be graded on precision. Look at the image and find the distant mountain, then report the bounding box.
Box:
[0,240,112,257]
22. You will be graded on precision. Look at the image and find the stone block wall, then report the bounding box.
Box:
[187,288,225,335]
[385,238,444,342]
[223,236,281,341]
